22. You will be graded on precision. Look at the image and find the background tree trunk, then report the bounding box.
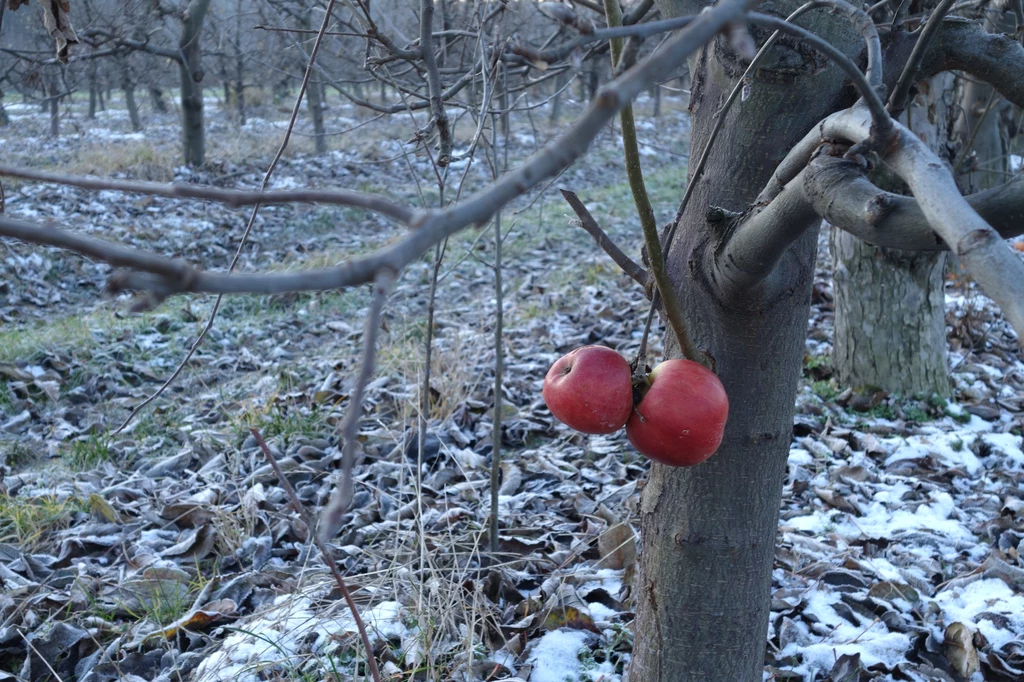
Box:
[630,2,869,679]
[302,8,327,155]
[121,60,142,132]
[149,86,167,113]
[180,0,213,166]
[235,0,246,126]
[549,72,564,124]
[47,75,59,137]
[954,1,1013,192]
[88,60,99,119]
[830,234,949,395]
[830,73,956,398]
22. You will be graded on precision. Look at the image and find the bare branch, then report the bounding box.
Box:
[421,0,453,165]
[717,104,1024,345]
[0,216,193,282]
[745,13,893,145]
[802,155,1024,250]
[0,165,416,225]
[249,428,382,682]
[560,189,648,285]
[924,17,1024,108]
[888,0,957,117]
[822,107,1024,344]
[319,270,394,542]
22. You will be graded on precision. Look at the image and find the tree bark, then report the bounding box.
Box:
[830,233,949,395]
[302,8,327,155]
[235,0,246,126]
[179,0,213,166]
[47,75,59,137]
[149,86,167,113]
[830,73,955,398]
[88,60,98,119]
[549,72,564,124]
[954,2,1014,192]
[630,2,868,679]
[121,59,142,132]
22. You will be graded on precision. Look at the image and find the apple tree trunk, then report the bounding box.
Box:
[829,73,956,398]
[629,2,872,679]
[179,0,213,167]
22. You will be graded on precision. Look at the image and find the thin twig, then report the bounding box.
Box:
[603,0,700,364]
[319,269,395,541]
[489,91,505,554]
[113,0,341,433]
[0,165,414,225]
[249,427,382,682]
[560,189,647,285]
[421,0,453,165]
[887,0,957,117]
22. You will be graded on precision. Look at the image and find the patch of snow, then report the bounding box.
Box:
[528,629,618,682]
[787,491,974,546]
[884,433,982,475]
[981,432,1024,466]
[788,448,814,466]
[935,579,1024,650]
[780,588,912,677]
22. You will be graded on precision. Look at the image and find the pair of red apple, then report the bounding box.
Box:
[542,345,728,467]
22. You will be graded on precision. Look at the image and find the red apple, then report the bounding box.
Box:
[626,359,728,466]
[543,346,633,435]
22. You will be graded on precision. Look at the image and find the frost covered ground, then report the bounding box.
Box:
[0,90,1022,682]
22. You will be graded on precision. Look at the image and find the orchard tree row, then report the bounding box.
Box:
[0,0,1022,680]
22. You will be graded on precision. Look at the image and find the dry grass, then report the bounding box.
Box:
[63,141,178,181]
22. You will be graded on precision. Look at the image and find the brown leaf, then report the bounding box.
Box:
[26,0,79,64]
[148,599,237,641]
[597,521,636,570]
[944,622,980,678]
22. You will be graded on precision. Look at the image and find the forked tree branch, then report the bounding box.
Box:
[717,104,1024,346]
[0,165,416,225]
[319,270,394,542]
[250,427,382,682]
[802,156,1024,249]
[822,106,1024,342]
[560,189,648,285]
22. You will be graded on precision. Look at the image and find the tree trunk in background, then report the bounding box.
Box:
[830,234,949,395]
[149,87,167,113]
[954,1,1013,192]
[830,73,955,398]
[630,2,869,679]
[124,83,142,131]
[302,8,327,155]
[549,72,564,124]
[88,61,98,119]
[47,76,59,137]
[306,76,327,154]
[235,0,246,126]
[179,0,213,166]
[0,98,8,127]
[121,60,142,132]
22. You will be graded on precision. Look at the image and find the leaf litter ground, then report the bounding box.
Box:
[0,93,1022,682]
